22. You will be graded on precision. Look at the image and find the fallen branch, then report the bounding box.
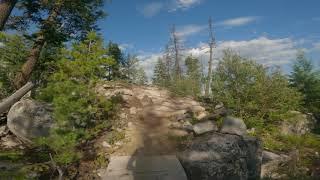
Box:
[0,82,34,114]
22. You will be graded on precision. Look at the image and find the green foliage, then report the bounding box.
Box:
[105,131,125,145]
[185,56,202,96]
[36,32,116,166]
[0,150,24,162]
[289,51,320,118]
[8,0,106,43]
[106,42,124,80]
[212,50,302,125]
[0,32,30,98]
[153,58,170,87]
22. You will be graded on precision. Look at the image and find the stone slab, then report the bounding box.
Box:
[101,155,188,180]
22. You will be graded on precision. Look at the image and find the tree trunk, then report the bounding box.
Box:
[13,1,63,89]
[205,17,215,96]
[13,35,45,89]
[0,82,34,114]
[0,0,17,31]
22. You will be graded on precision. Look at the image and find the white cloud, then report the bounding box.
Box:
[139,2,164,17]
[171,0,202,11]
[138,36,300,79]
[176,24,206,37]
[119,43,134,51]
[137,52,163,79]
[312,42,320,52]
[218,16,259,27]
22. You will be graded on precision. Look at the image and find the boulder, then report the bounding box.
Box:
[7,99,54,143]
[262,151,281,163]
[177,132,262,180]
[220,116,247,136]
[281,111,316,135]
[192,121,218,135]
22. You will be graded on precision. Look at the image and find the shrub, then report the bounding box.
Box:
[211,50,302,126]
[36,32,116,168]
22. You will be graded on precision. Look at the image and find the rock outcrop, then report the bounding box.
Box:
[178,132,262,180]
[7,99,54,142]
[220,116,247,136]
[280,111,316,135]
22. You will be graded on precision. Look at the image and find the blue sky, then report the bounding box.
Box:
[99,0,320,77]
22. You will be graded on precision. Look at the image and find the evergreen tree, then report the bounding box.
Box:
[185,55,202,96]
[106,42,123,80]
[134,67,148,85]
[153,58,169,87]
[289,51,320,118]
[9,0,106,89]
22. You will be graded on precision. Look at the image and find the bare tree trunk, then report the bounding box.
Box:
[171,25,181,80]
[13,1,63,89]
[205,17,215,96]
[0,0,17,31]
[0,82,34,114]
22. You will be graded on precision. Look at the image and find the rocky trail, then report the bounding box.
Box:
[96,85,207,179]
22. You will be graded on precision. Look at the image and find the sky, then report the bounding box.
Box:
[100,0,320,78]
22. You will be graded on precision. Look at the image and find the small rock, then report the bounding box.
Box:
[196,111,208,120]
[0,125,9,137]
[120,113,127,119]
[193,121,218,135]
[220,116,247,136]
[262,151,281,163]
[215,103,224,109]
[170,121,182,129]
[128,122,133,128]
[247,128,256,134]
[102,141,111,148]
[182,121,193,131]
[115,141,123,146]
[129,107,137,114]
[1,135,21,148]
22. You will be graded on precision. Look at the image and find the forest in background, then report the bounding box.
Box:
[0,0,319,179]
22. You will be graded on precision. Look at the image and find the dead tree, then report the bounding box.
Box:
[0,0,17,30]
[170,25,183,80]
[205,17,216,96]
[0,82,34,114]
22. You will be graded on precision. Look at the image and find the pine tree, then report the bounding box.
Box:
[10,0,106,89]
[185,55,202,96]
[289,51,320,118]
[134,67,148,85]
[153,58,169,87]
[106,42,124,80]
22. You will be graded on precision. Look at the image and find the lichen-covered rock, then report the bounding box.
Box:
[7,99,54,143]
[192,120,218,135]
[281,111,316,135]
[177,132,262,180]
[220,116,247,136]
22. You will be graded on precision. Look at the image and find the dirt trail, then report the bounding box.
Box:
[98,85,207,156]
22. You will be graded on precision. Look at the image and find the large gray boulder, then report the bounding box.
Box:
[7,99,54,143]
[220,116,247,136]
[177,132,262,180]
